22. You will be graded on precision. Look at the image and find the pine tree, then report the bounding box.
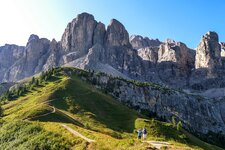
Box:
[0,105,3,117]
[40,72,45,81]
[31,77,35,84]
[35,79,39,86]
[177,121,183,131]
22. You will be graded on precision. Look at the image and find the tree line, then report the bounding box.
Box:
[0,68,56,102]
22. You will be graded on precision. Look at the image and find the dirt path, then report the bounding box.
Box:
[26,105,55,120]
[61,124,95,143]
[25,99,58,120]
[144,141,170,149]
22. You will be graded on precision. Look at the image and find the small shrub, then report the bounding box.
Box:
[179,134,187,140]
[0,105,3,117]
[84,123,90,129]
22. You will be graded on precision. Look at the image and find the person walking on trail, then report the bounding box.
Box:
[137,129,142,139]
[142,127,147,140]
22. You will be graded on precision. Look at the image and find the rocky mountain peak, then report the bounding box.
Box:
[61,12,97,54]
[158,40,192,65]
[165,38,176,45]
[51,38,57,43]
[204,31,219,41]
[1,13,225,91]
[195,31,221,70]
[105,19,130,47]
[76,12,95,21]
[28,34,39,42]
[130,35,161,50]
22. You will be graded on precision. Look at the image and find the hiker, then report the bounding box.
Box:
[137,129,142,139]
[142,127,147,140]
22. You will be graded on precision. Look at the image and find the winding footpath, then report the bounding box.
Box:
[25,99,57,120]
[143,141,170,149]
[61,124,95,143]
[25,97,96,143]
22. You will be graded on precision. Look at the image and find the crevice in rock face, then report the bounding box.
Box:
[91,23,98,47]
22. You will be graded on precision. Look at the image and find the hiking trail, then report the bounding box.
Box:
[61,124,95,143]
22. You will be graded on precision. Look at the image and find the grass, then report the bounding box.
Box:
[0,120,76,150]
[0,67,224,150]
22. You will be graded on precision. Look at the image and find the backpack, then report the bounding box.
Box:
[143,128,147,134]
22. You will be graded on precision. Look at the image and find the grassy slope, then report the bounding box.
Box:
[0,67,223,150]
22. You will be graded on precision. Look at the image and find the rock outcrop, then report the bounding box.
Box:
[105,19,130,47]
[0,44,25,81]
[2,35,61,82]
[195,32,222,70]
[70,70,225,136]
[61,13,97,54]
[156,40,195,87]
[130,35,161,49]
[189,33,225,90]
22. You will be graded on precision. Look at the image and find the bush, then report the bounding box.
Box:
[172,116,176,128]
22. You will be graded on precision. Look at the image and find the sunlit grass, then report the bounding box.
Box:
[1,67,223,150]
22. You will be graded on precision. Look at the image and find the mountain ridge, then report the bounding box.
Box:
[1,12,225,93]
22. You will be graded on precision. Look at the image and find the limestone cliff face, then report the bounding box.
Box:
[61,13,97,54]
[105,19,130,47]
[0,44,25,81]
[2,35,61,82]
[62,16,143,79]
[73,71,225,136]
[189,33,225,90]
[195,32,222,70]
[42,39,61,71]
[101,19,142,78]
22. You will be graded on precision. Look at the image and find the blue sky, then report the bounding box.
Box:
[0,0,224,49]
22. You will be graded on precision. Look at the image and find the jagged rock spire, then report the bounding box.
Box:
[195,31,221,70]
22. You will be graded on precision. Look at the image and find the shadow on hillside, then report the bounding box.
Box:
[48,78,139,133]
[31,111,84,127]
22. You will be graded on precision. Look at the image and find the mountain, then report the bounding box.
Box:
[1,12,225,93]
[0,67,223,149]
[1,12,225,149]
